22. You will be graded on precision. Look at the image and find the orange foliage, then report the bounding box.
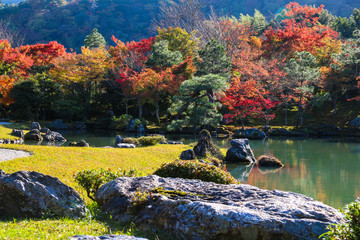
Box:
[0,75,15,106]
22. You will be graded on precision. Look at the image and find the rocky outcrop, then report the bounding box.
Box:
[257,155,284,168]
[225,139,256,163]
[180,149,196,160]
[44,131,66,142]
[0,170,87,218]
[234,128,266,139]
[115,135,124,145]
[193,130,224,160]
[69,140,89,147]
[24,129,43,141]
[11,129,24,139]
[96,175,344,240]
[116,143,136,148]
[30,122,41,131]
[70,235,148,240]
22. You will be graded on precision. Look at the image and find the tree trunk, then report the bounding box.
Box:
[285,102,288,126]
[333,95,337,115]
[240,117,245,130]
[155,100,160,125]
[125,99,129,115]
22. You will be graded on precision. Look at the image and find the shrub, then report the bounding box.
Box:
[123,137,140,146]
[138,135,166,146]
[321,198,360,240]
[112,114,132,130]
[75,168,141,201]
[153,160,238,184]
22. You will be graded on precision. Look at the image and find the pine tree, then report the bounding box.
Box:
[195,39,231,78]
[84,28,106,49]
[146,40,182,68]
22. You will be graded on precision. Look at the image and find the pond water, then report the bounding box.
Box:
[29,130,360,209]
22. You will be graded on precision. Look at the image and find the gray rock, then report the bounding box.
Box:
[234,128,266,139]
[257,155,284,168]
[115,135,124,145]
[11,129,24,139]
[41,127,52,135]
[350,117,360,127]
[193,130,224,160]
[0,170,87,218]
[44,131,66,142]
[167,141,183,145]
[70,235,148,240]
[30,122,41,131]
[116,143,136,148]
[96,175,344,240]
[225,139,256,163]
[69,140,89,147]
[24,129,43,141]
[179,149,196,160]
[51,119,69,130]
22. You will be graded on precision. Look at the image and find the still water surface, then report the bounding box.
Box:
[35,130,360,208]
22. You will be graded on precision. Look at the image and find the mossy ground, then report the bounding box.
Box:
[0,139,187,239]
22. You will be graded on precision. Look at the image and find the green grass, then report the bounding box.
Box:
[0,143,187,239]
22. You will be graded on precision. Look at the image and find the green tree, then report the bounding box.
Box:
[285,51,320,127]
[168,74,228,132]
[195,39,231,78]
[240,9,267,33]
[9,73,61,121]
[319,9,336,27]
[333,16,357,38]
[146,40,182,68]
[84,28,106,49]
[156,27,199,59]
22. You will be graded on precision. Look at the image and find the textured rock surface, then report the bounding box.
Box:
[116,143,135,148]
[30,122,41,131]
[96,175,344,240]
[225,139,256,163]
[193,130,224,160]
[257,155,284,168]
[24,129,43,141]
[11,129,24,139]
[0,170,87,218]
[44,131,66,142]
[180,149,196,160]
[70,235,148,240]
[115,135,124,145]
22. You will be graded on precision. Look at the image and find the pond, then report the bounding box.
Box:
[29,130,360,209]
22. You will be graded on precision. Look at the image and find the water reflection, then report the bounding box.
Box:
[22,130,360,209]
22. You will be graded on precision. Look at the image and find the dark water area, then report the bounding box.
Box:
[28,130,360,209]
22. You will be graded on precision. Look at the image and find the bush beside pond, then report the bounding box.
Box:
[153,160,238,184]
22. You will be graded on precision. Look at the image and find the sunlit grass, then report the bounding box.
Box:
[0,143,187,239]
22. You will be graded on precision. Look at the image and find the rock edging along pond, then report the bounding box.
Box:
[95,175,344,240]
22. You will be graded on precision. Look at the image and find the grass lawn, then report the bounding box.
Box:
[0,143,188,239]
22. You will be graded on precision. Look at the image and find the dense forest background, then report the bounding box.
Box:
[0,0,360,51]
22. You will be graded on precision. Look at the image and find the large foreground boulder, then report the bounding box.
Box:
[96,175,344,240]
[70,235,148,240]
[225,139,256,163]
[0,170,87,218]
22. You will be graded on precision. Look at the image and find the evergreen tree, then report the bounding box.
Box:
[195,39,231,78]
[167,74,228,132]
[84,28,106,49]
[146,40,182,68]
